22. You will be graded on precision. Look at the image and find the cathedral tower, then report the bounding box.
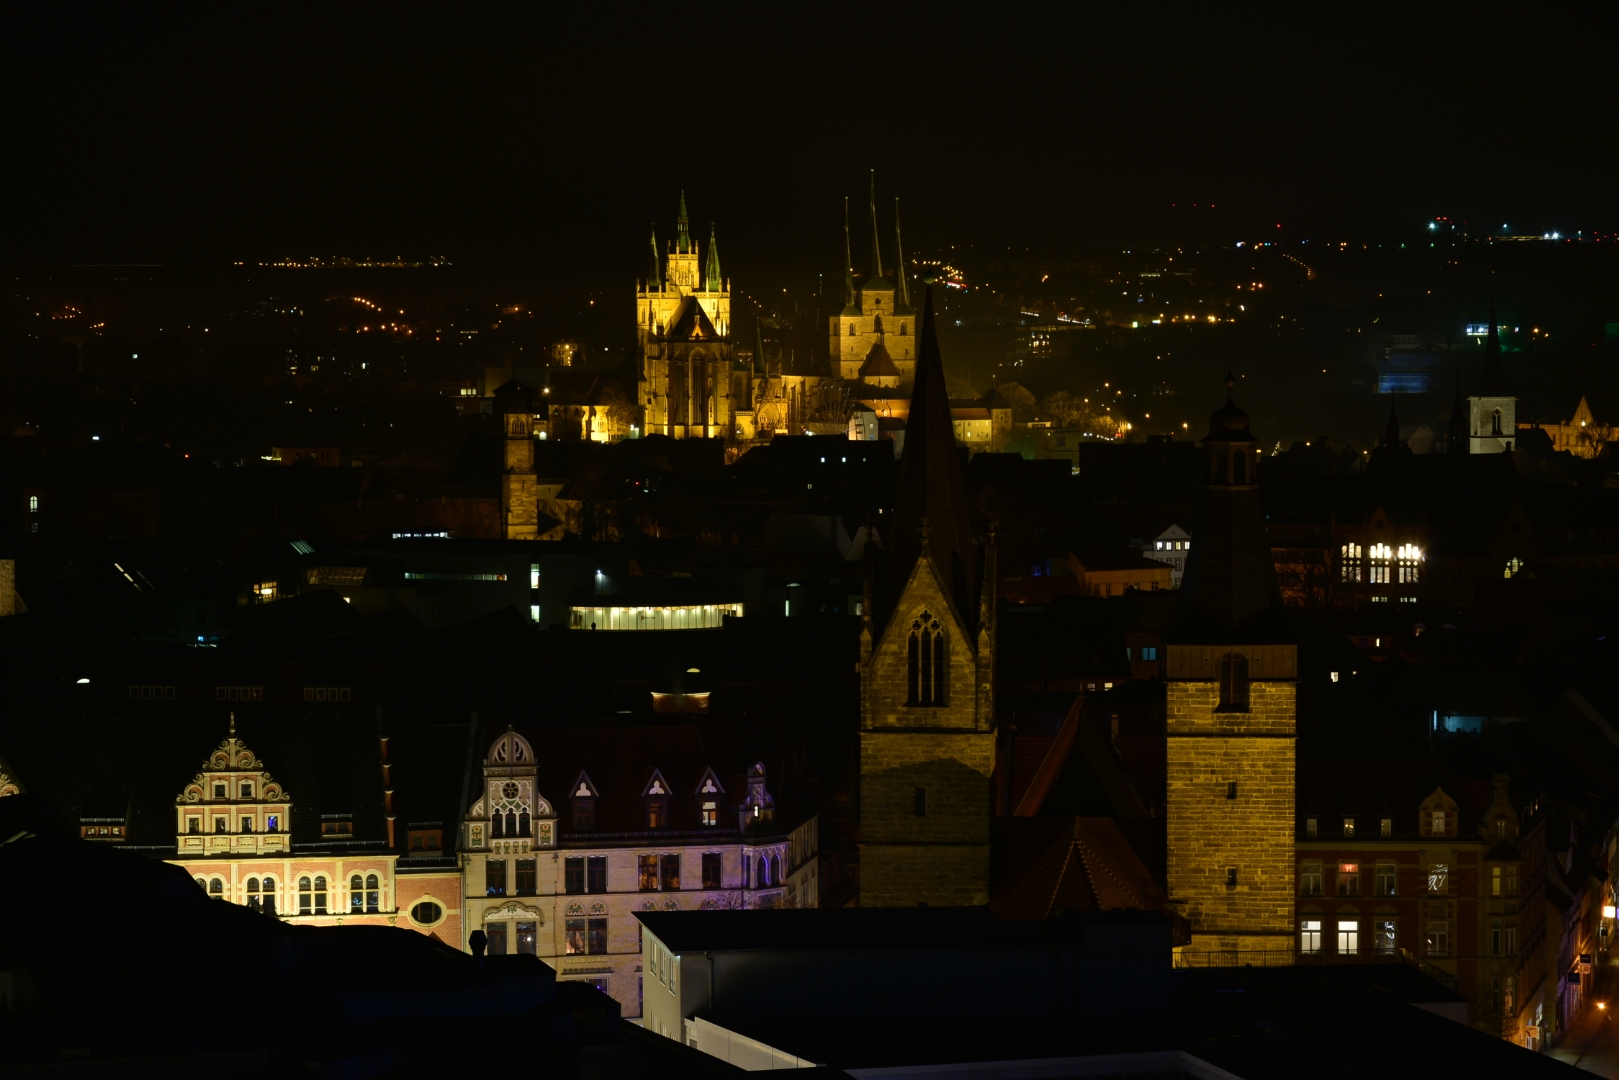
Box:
[832,174,918,383]
[1164,376,1296,960]
[637,192,736,439]
[857,290,994,907]
[495,378,539,539]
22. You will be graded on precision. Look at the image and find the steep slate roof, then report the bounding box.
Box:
[858,340,899,379]
[885,289,977,631]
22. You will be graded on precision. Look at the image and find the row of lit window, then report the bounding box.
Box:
[1301,861,1517,897]
[187,814,282,833]
[1154,540,1190,551]
[195,873,382,913]
[1305,809,1475,838]
[1340,543,1423,584]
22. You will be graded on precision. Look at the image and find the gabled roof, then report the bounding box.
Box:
[663,297,722,342]
[858,340,899,379]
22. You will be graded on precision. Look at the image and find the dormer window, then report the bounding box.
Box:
[701,801,718,826]
[1342,817,1355,838]
[647,798,668,829]
[1431,809,1447,835]
[573,798,595,832]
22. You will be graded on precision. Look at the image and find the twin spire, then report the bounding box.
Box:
[845,171,912,313]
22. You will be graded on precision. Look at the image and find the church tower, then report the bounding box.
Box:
[1467,305,1517,454]
[857,290,995,907]
[637,192,736,439]
[495,378,538,539]
[1164,376,1296,960]
[832,175,918,383]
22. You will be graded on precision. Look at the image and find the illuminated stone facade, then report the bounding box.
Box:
[460,729,817,1018]
[166,717,462,945]
[637,193,737,439]
[1165,648,1297,958]
[831,189,916,383]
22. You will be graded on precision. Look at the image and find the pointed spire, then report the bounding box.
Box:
[648,223,662,292]
[868,169,885,280]
[888,288,978,629]
[842,197,859,316]
[1480,300,1508,393]
[894,197,912,313]
[1384,398,1401,448]
[704,223,722,292]
[675,189,693,254]
[753,316,767,375]
[1449,358,1469,455]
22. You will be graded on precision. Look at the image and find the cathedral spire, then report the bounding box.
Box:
[675,189,693,254]
[753,316,767,375]
[888,288,977,629]
[704,222,722,292]
[648,223,662,292]
[868,169,885,281]
[1384,398,1401,448]
[894,197,912,313]
[842,197,859,316]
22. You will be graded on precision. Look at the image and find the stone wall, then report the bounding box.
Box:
[1167,675,1296,954]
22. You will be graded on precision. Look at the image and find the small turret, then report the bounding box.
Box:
[674,190,694,255]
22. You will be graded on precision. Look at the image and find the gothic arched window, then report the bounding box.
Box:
[873,314,884,336]
[771,854,782,887]
[907,611,946,706]
[1218,652,1250,712]
[899,322,908,337]
[848,322,856,337]
[1492,409,1502,435]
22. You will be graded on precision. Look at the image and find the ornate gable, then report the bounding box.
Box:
[467,727,554,855]
[175,713,291,856]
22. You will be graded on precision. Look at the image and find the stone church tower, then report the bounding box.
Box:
[1164,376,1296,960]
[857,290,995,907]
[832,177,918,383]
[1467,306,1517,454]
[637,193,738,438]
[495,378,539,540]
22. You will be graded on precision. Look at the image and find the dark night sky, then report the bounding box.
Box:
[4,7,1615,288]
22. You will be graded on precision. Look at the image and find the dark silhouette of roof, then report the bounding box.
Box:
[858,340,899,379]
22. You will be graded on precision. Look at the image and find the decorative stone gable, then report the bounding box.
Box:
[467,728,554,854]
[175,713,291,856]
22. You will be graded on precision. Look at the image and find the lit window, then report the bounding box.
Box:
[1368,543,1392,584]
[1342,817,1355,838]
[1492,866,1502,897]
[29,495,38,512]
[1504,557,1523,579]
[1340,543,1362,582]
[1397,543,1423,584]
[1300,918,1322,955]
[1430,809,1447,835]
[485,859,506,897]
[1338,919,1359,955]
[1336,862,1360,896]
[350,874,365,911]
[638,854,659,891]
[701,801,718,826]
[516,921,537,955]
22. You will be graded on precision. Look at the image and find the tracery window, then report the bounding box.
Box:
[1368,543,1392,585]
[906,611,946,706]
[1396,543,1422,584]
[1340,543,1362,582]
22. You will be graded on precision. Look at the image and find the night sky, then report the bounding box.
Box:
[5,9,1616,288]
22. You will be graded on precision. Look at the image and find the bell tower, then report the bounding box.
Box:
[1164,375,1296,961]
[857,290,994,907]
